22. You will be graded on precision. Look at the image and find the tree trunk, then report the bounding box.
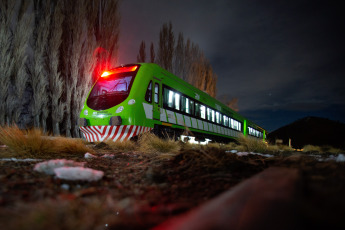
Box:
[34,114,40,128]
[53,122,60,136]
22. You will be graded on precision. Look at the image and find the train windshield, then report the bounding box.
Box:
[86,72,136,110]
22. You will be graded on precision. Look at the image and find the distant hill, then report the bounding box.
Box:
[267,117,345,149]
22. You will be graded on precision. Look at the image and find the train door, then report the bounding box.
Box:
[152,78,162,120]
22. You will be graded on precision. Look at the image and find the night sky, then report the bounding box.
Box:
[118,0,345,132]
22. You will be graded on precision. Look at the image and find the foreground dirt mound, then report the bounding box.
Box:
[0,148,344,229]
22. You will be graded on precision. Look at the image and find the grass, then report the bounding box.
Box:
[235,135,268,153]
[103,139,137,152]
[0,125,93,158]
[0,125,54,157]
[1,125,341,160]
[138,132,181,156]
[303,145,343,154]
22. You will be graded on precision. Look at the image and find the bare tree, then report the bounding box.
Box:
[174,32,185,79]
[150,42,155,63]
[157,22,174,72]
[137,40,146,62]
[47,0,65,135]
[0,0,15,126]
[96,0,120,70]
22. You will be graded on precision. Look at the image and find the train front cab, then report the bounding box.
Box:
[78,64,155,142]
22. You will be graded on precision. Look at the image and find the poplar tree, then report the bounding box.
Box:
[47,0,65,135]
[157,22,174,72]
[150,42,155,63]
[174,32,185,80]
[0,0,15,126]
[31,0,50,131]
[9,0,34,126]
[138,22,217,97]
[137,40,146,62]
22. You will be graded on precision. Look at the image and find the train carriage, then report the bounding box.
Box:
[78,63,266,143]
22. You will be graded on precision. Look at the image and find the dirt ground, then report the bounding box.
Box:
[0,145,344,230]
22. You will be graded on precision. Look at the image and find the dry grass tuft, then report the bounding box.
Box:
[0,125,92,158]
[266,144,294,153]
[53,137,93,156]
[303,145,322,153]
[303,145,343,154]
[0,125,53,157]
[236,135,267,153]
[103,139,137,152]
[138,132,181,156]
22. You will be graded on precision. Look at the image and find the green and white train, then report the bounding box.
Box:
[78,63,266,143]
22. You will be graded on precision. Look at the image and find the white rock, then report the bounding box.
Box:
[54,167,104,181]
[84,152,98,159]
[34,159,85,175]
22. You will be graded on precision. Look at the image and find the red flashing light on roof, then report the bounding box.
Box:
[101,65,138,78]
[101,71,111,77]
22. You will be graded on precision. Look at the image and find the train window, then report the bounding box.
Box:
[248,127,262,137]
[168,91,174,107]
[154,83,159,104]
[223,115,228,127]
[234,120,237,130]
[216,112,220,124]
[163,88,174,108]
[211,110,215,122]
[189,100,195,115]
[181,95,190,114]
[175,93,180,110]
[207,108,211,121]
[200,105,206,119]
[145,81,152,103]
[195,103,200,117]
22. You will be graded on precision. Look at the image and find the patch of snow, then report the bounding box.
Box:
[314,153,345,162]
[61,184,70,190]
[227,151,274,158]
[336,154,345,162]
[324,154,345,162]
[1,158,41,162]
[102,154,115,159]
[236,152,250,156]
[85,152,98,159]
[34,159,85,175]
[54,167,104,181]
[228,150,238,154]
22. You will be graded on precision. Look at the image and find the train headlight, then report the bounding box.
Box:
[83,109,88,116]
[128,99,135,105]
[116,106,124,113]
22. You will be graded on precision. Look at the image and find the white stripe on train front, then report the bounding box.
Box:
[80,125,152,142]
